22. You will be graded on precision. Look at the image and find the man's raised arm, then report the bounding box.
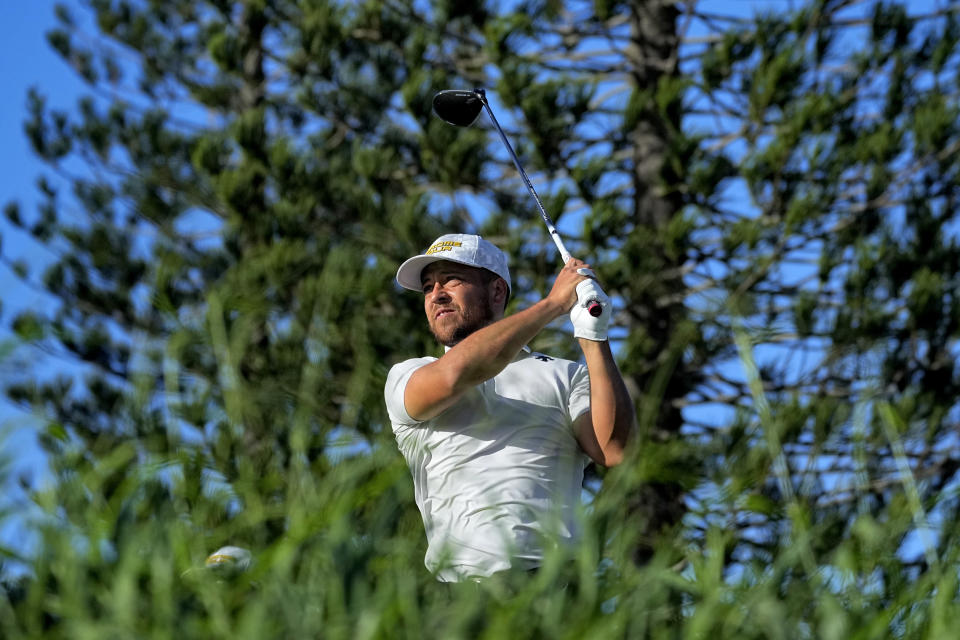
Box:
[404,261,588,422]
[574,339,635,466]
[568,278,635,466]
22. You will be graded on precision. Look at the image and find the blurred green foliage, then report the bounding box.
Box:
[2,0,960,636]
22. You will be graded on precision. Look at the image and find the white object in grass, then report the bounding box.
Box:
[205,545,252,576]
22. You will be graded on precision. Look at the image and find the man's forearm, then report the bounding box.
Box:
[443,298,565,389]
[578,338,635,465]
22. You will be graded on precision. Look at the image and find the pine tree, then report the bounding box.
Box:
[4,0,451,593]
[3,0,960,634]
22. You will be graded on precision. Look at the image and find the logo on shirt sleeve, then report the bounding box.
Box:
[533,354,554,362]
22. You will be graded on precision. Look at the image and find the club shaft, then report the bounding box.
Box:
[475,90,573,264]
[473,89,603,318]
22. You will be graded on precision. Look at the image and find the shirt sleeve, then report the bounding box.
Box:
[384,357,436,427]
[567,362,591,425]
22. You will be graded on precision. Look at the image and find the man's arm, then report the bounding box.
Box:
[573,339,635,467]
[404,262,587,422]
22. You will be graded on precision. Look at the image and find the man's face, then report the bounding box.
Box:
[421,262,498,347]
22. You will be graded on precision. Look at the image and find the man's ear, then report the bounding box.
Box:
[490,277,509,313]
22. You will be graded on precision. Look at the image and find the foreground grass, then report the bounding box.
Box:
[0,431,957,640]
[1,325,958,638]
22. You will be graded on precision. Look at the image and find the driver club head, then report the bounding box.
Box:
[432,89,484,127]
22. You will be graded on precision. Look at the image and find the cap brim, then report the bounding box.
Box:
[396,255,441,292]
[397,253,513,294]
[398,254,507,292]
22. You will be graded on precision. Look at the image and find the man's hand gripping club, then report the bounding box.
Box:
[565,263,611,342]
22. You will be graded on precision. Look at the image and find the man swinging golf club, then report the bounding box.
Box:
[385,234,635,582]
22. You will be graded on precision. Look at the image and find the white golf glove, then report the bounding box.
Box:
[570,279,611,341]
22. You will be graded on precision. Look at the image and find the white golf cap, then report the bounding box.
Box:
[396,234,511,294]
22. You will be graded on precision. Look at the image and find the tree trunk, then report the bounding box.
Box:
[624,0,689,563]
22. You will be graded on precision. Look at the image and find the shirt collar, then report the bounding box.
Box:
[444,344,532,354]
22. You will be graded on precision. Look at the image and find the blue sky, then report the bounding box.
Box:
[1,1,85,562]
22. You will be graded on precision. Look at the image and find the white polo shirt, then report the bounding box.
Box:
[384,348,591,582]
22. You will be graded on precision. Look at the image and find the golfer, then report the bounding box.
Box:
[385,234,634,582]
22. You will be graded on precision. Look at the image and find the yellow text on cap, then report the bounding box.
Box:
[426,241,463,255]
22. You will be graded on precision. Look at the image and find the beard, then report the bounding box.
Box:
[429,290,495,347]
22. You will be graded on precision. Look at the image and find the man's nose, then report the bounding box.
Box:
[425,282,448,302]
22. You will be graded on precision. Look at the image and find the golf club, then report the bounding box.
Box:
[433,88,603,318]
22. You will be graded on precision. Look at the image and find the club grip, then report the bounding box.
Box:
[587,300,603,317]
